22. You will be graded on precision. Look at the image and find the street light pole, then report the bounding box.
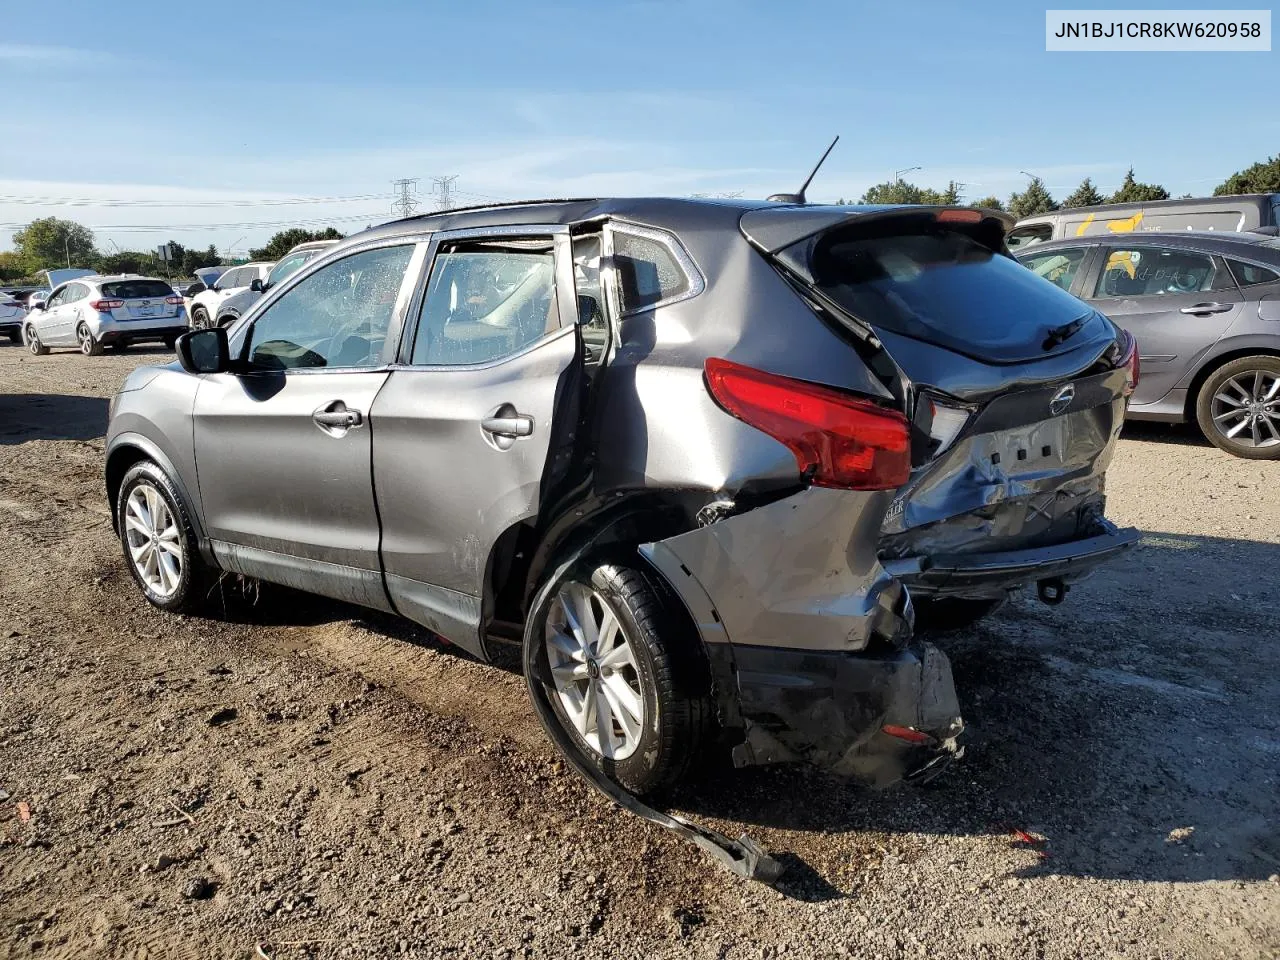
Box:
[64,236,71,268]
[894,165,922,182]
[228,236,245,261]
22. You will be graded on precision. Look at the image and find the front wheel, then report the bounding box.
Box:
[78,323,103,356]
[531,561,711,796]
[191,305,209,329]
[117,461,212,614]
[1196,356,1280,459]
[25,325,48,355]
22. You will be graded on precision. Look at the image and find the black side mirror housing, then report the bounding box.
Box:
[176,327,230,375]
[249,277,265,293]
[29,299,46,311]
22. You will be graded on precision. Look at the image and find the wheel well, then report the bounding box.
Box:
[105,445,150,529]
[1185,347,1280,419]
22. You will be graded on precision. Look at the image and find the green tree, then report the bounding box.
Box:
[1062,177,1105,208]
[250,227,344,262]
[1008,177,1058,218]
[97,251,154,275]
[1109,167,1169,203]
[1213,155,1280,196]
[12,217,98,271]
[968,195,1005,211]
[0,251,33,282]
[859,179,962,205]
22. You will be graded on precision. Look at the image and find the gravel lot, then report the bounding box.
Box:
[2,342,1278,960]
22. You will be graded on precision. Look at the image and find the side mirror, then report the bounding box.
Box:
[185,282,206,297]
[29,299,45,311]
[176,327,230,374]
[249,277,265,293]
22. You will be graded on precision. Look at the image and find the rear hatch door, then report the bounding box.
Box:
[743,205,1137,577]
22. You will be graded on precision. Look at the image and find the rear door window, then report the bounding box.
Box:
[609,225,700,315]
[789,224,1098,363]
[1018,247,1089,293]
[1094,247,1232,298]
[101,280,175,299]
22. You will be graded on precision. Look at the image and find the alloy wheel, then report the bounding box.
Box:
[79,326,95,355]
[26,328,41,355]
[544,581,646,760]
[123,484,183,598]
[1210,370,1280,448]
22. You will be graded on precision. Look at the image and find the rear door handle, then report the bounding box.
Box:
[481,414,534,438]
[1180,302,1234,315]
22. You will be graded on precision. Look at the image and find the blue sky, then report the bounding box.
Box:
[2,0,1276,256]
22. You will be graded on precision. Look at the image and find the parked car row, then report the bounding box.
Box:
[22,274,188,355]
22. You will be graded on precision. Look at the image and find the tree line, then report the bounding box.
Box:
[839,153,1280,219]
[0,219,345,285]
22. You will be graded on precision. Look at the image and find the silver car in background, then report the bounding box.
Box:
[1018,231,1280,458]
[24,275,187,355]
[105,198,1139,804]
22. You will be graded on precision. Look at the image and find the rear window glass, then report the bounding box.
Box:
[790,226,1093,363]
[101,280,174,299]
[1225,258,1280,287]
[1005,224,1052,250]
[613,231,689,314]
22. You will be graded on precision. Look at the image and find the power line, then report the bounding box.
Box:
[0,211,387,233]
[432,175,459,212]
[390,179,420,218]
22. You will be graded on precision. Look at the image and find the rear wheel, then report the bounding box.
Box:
[117,461,211,615]
[78,322,103,356]
[1196,356,1280,459]
[162,335,176,350]
[110,340,130,353]
[25,325,48,356]
[914,596,1003,634]
[191,305,209,329]
[534,561,711,796]
[6,329,19,344]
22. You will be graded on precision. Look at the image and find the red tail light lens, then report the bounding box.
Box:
[165,295,183,305]
[1118,329,1139,396]
[89,299,125,311]
[704,358,911,490]
[936,208,983,223]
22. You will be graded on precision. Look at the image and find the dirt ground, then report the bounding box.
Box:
[2,342,1278,960]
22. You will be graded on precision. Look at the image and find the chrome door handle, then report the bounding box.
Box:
[480,414,533,438]
[312,402,363,432]
[1179,302,1233,315]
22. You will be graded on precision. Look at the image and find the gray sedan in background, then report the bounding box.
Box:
[1018,232,1280,458]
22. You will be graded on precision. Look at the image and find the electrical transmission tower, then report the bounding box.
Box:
[432,175,459,211]
[391,178,420,217]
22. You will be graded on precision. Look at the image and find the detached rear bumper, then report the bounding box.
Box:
[730,641,963,786]
[882,521,1140,599]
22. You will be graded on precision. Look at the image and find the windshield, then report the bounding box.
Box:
[267,250,322,287]
[782,224,1097,364]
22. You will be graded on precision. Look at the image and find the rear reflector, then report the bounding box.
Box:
[704,358,911,490]
[89,299,125,311]
[882,724,934,744]
[1118,329,1139,396]
[936,208,983,224]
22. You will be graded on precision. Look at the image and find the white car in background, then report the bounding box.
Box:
[23,274,187,355]
[213,239,339,327]
[188,261,272,329]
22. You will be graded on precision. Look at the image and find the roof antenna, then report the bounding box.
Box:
[767,135,840,204]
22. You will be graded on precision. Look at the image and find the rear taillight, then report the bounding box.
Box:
[165,295,183,305]
[1118,329,1139,396]
[89,299,125,311]
[704,358,911,490]
[936,208,983,224]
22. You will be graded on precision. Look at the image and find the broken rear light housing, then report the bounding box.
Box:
[704,358,911,490]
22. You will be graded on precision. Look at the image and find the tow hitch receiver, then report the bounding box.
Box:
[1037,577,1069,605]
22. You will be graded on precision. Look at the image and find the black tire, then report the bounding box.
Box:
[1195,355,1280,460]
[914,596,1004,634]
[6,329,19,344]
[162,335,177,350]
[191,305,209,329]
[117,461,212,615]
[532,560,712,796]
[25,325,48,356]
[78,322,103,356]
[110,341,130,353]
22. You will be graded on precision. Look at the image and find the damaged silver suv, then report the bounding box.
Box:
[106,198,1140,798]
